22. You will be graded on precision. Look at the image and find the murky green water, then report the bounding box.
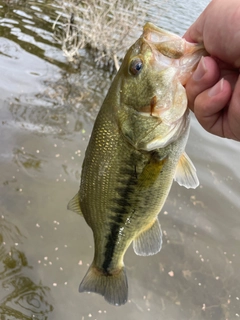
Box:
[0,0,240,319]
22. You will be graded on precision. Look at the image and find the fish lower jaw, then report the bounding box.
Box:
[138,119,188,151]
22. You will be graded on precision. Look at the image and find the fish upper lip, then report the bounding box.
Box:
[148,40,205,66]
[141,25,207,79]
[143,22,206,56]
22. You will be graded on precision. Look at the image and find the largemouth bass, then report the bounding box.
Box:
[68,22,206,306]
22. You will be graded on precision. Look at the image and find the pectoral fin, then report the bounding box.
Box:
[133,218,162,256]
[67,192,83,216]
[174,152,199,189]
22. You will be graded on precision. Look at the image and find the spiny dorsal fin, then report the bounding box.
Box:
[67,192,83,216]
[133,218,162,256]
[174,152,199,189]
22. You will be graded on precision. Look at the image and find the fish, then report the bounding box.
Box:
[68,22,206,306]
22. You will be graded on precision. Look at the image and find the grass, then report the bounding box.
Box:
[53,0,148,70]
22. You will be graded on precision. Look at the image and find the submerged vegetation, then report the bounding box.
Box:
[53,0,148,70]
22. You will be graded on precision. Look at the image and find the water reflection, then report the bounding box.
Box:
[146,240,238,319]
[0,0,73,71]
[0,216,53,319]
[0,0,240,319]
[13,148,43,176]
[7,61,113,137]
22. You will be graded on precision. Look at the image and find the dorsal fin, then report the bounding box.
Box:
[67,192,83,216]
[174,152,199,189]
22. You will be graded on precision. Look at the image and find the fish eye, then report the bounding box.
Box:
[129,58,143,76]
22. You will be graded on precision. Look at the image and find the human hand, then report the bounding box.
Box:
[184,0,240,141]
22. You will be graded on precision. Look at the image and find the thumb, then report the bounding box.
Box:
[183,13,205,43]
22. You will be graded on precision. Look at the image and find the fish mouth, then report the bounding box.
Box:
[136,23,207,121]
[142,22,207,83]
[142,22,206,60]
[138,96,162,118]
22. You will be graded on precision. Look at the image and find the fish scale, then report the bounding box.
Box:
[68,22,206,306]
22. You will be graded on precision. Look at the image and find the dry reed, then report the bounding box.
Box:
[53,0,148,70]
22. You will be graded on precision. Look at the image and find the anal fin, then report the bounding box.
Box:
[133,218,162,256]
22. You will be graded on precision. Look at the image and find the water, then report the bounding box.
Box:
[0,0,240,319]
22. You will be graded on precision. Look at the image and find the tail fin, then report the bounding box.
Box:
[79,265,128,306]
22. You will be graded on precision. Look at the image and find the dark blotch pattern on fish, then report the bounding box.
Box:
[102,156,139,273]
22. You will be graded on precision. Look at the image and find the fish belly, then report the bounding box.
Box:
[79,105,187,271]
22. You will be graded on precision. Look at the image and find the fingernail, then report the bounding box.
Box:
[208,78,224,97]
[193,56,207,81]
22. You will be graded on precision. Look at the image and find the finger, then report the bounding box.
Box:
[227,75,240,140]
[183,22,203,43]
[193,78,232,137]
[183,6,207,42]
[184,1,240,67]
[219,70,239,91]
[185,56,220,112]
